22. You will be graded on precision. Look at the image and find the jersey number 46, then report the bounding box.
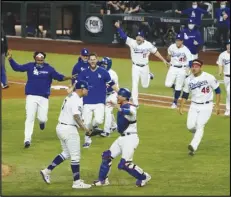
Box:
[201,86,210,94]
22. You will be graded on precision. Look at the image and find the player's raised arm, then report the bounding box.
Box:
[7,50,29,72]
[210,76,221,115]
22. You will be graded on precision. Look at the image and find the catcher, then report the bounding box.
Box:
[40,80,101,189]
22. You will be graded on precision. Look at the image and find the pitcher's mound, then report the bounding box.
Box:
[2,164,11,177]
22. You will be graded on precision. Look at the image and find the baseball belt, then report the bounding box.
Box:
[121,132,137,137]
[172,65,187,68]
[192,101,212,105]
[60,122,77,128]
[133,62,147,67]
[225,74,230,77]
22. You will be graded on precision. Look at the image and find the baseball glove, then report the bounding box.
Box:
[86,127,103,137]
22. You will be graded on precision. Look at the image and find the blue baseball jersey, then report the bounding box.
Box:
[117,103,137,134]
[71,57,89,84]
[180,28,203,55]
[182,8,208,26]
[77,66,112,104]
[9,59,64,98]
[215,7,230,28]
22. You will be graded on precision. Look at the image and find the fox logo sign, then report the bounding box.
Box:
[85,16,103,34]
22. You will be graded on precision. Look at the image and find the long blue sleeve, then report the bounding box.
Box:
[9,58,29,72]
[198,7,208,14]
[117,28,127,40]
[196,30,203,45]
[51,68,65,81]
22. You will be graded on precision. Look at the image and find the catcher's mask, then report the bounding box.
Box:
[33,52,46,68]
[100,57,112,71]
[118,88,131,101]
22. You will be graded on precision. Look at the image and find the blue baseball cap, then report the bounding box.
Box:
[176,34,183,41]
[136,31,145,38]
[81,48,89,56]
[188,18,196,24]
[75,80,89,90]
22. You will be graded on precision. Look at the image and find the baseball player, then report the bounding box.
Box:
[40,80,92,189]
[180,18,203,60]
[179,59,221,156]
[71,48,90,84]
[7,50,74,148]
[217,39,230,116]
[92,88,151,187]
[77,53,118,148]
[99,57,119,137]
[115,21,169,107]
[165,34,193,109]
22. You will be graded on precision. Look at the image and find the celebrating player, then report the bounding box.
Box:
[99,57,119,137]
[165,34,192,108]
[77,53,119,148]
[217,39,230,116]
[92,88,151,187]
[40,80,92,189]
[7,50,74,148]
[179,59,221,156]
[115,21,169,107]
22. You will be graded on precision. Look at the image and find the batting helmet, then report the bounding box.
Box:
[75,80,89,90]
[101,57,112,70]
[118,88,131,100]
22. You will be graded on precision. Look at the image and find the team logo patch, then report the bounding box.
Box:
[98,74,102,78]
[33,67,39,75]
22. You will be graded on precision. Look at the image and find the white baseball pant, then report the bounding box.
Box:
[56,123,80,162]
[104,92,117,134]
[24,95,49,143]
[132,64,150,106]
[187,102,213,151]
[224,76,230,112]
[165,66,187,91]
[83,103,105,144]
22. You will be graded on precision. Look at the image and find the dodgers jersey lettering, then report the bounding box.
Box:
[126,37,157,64]
[78,66,112,104]
[183,72,219,103]
[168,44,192,66]
[117,104,137,134]
[107,69,119,93]
[216,51,230,75]
[58,92,83,126]
[9,59,64,98]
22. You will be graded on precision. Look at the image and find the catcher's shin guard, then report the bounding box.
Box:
[98,150,113,181]
[118,158,146,180]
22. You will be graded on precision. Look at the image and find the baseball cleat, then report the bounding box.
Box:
[110,127,117,132]
[83,142,91,148]
[100,132,110,137]
[72,180,92,189]
[40,169,51,184]
[224,110,230,116]
[2,84,9,89]
[92,178,110,186]
[149,73,154,80]
[171,103,177,109]
[39,123,45,130]
[188,145,195,156]
[24,141,31,148]
[136,172,151,187]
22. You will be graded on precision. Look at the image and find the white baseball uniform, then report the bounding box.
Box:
[183,71,220,151]
[56,92,83,163]
[165,44,192,91]
[216,50,230,114]
[125,37,158,106]
[104,69,119,134]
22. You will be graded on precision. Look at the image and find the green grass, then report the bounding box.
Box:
[5,50,227,103]
[2,50,230,195]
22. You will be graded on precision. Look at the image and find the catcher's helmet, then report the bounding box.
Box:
[118,88,131,100]
[33,51,46,59]
[75,80,89,90]
[101,57,112,70]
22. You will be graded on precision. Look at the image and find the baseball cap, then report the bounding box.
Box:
[136,31,145,38]
[81,48,89,56]
[192,59,203,67]
[188,18,196,24]
[176,34,183,40]
[75,80,89,90]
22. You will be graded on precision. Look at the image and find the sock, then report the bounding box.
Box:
[71,161,80,181]
[174,90,181,104]
[47,154,65,171]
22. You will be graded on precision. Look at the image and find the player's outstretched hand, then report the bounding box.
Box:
[179,107,184,115]
[164,61,170,68]
[6,49,12,59]
[115,21,120,28]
